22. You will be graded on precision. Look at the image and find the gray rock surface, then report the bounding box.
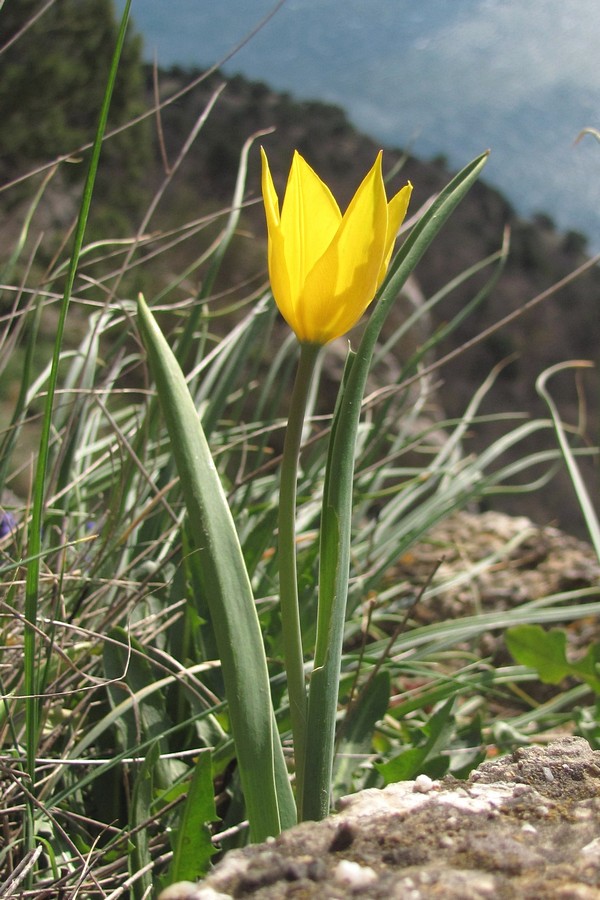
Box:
[161,736,600,899]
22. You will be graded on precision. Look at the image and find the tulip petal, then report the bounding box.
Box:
[299,153,389,343]
[379,182,413,285]
[280,152,341,302]
[261,147,411,345]
[261,149,295,328]
[261,147,280,227]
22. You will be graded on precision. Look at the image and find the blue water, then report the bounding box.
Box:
[118,0,600,249]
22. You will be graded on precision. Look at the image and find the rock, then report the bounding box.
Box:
[395,510,600,626]
[162,737,600,899]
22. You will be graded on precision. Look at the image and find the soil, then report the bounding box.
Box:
[161,736,600,899]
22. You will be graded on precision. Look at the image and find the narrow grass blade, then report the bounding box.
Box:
[536,361,600,561]
[129,743,158,900]
[173,130,266,366]
[21,0,135,857]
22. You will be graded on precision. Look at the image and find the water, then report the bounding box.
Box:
[118,0,600,249]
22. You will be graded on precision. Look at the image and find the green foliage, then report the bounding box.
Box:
[130,743,159,899]
[376,698,486,782]
[333,670,390,795]
[303,149,490,821]
[104,627,180,785]
[0,8,598,893]
[137,292,296,840]
[506,624,600,694]
[166,753,219,885]
[0,172,597,887]
[376,698,455,782]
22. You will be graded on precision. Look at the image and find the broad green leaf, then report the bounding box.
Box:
[376,697,456,784]
[377,745,425,784]
[506,624,600,693]
[505,625,571,683]
[137,294,296,840]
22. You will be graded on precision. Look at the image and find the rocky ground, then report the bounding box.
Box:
[162,736,600,900]
[397,509,600,629]
[157,511,600,900]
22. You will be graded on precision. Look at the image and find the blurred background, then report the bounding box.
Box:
[115,0,600,250]
[2,0,599,534]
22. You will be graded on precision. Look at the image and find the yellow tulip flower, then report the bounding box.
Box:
[261,148,412,345]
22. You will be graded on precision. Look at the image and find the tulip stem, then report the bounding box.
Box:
[278,340,321,818]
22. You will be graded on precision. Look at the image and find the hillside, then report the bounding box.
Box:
[149,66,599,535]
[2,63,598,534]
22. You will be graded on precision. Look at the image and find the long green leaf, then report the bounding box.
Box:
[536,361,600,561]
[303,151,489,821]
[130,743,158,900]
[21,0,135,866]
[136,294,296,841]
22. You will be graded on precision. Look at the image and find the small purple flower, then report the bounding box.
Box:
[0,511,16,539]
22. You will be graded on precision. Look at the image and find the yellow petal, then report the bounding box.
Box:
[261,148,295,328]
[261,146,280,227]
[279,151,341,304]
[299,152,389,343]
[378,182,413,285]
[261,148,412,345]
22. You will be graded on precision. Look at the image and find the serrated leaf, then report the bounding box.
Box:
[506,624,600,693]
[168,751,218,883]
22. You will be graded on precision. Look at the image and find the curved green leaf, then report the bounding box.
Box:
[137,294,296,840]
[303,151,489,821]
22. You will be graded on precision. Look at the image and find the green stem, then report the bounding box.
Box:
[278,341,321,816]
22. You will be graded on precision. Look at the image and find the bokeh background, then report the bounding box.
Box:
[115,0,600,249]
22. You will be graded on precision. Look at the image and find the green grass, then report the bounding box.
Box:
[0,8,598,897]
